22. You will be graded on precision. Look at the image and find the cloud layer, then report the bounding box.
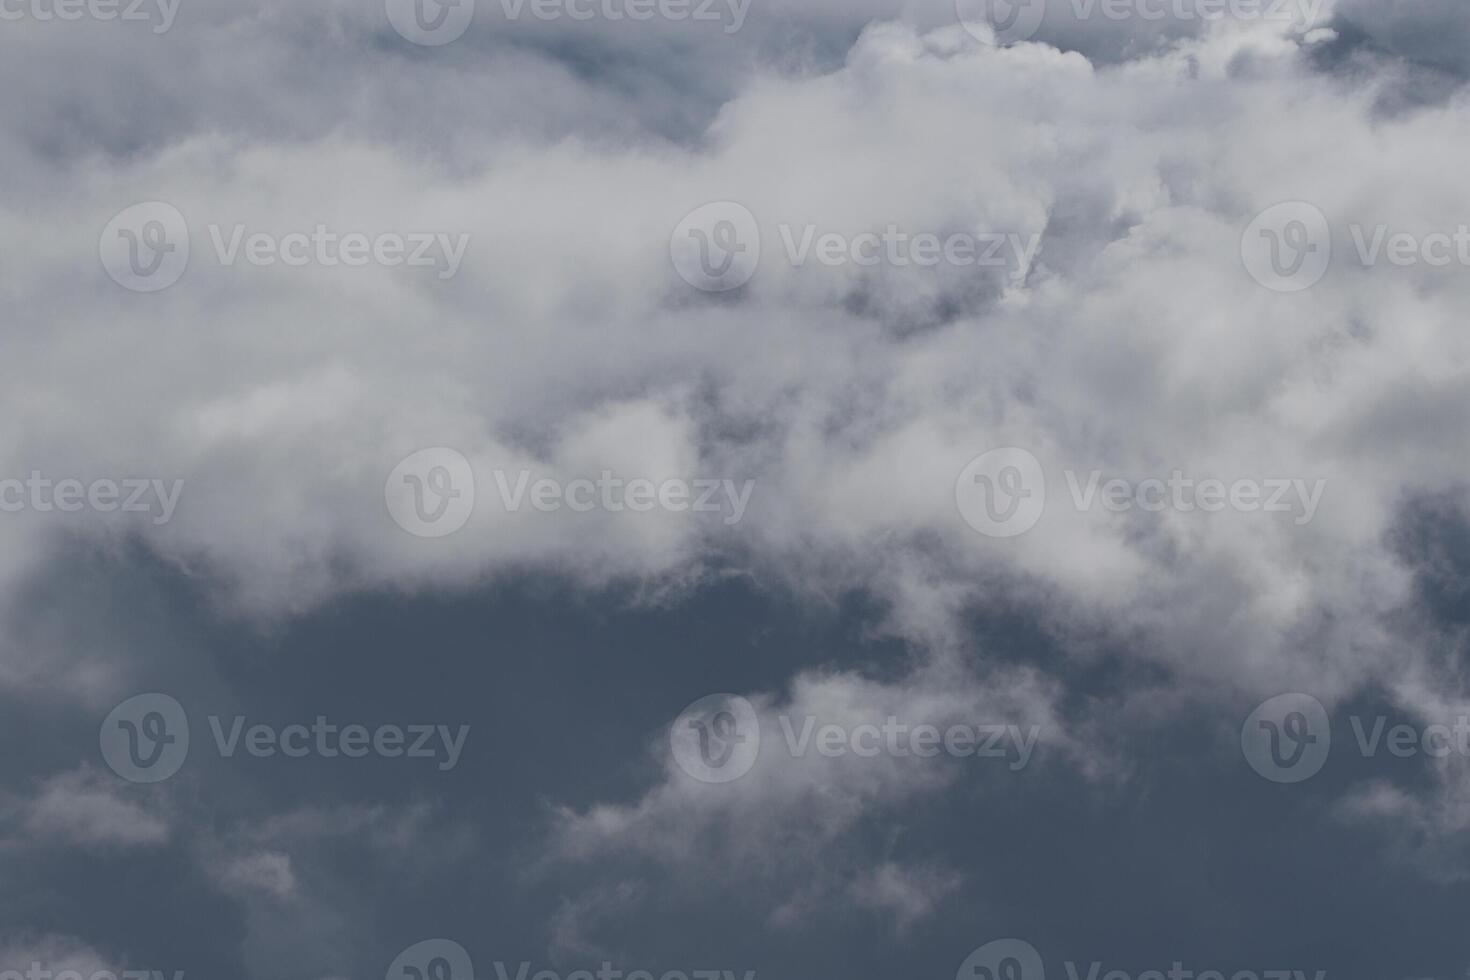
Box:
[2,0,1470,976]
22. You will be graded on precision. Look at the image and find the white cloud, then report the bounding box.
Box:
[13,766,169,849]
[210,850,299,899]
[847,862,964,933]
[549,662,1090,930]
[0,936,118,980]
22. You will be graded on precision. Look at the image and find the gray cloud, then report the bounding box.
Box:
[1,1,1469,977]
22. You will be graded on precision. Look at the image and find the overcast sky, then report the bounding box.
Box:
[2,1,1469,979]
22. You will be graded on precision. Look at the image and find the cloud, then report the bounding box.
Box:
[548,662,1089,932]
[0,5,1442,704]
[1,0,1470,948]
[11,766,170,849]
[185,801,474,979]
[208,850,299,899]
[846,862,964,933]
[0,936,118,980]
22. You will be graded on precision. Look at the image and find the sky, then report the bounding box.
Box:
[1,1,1470,979]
